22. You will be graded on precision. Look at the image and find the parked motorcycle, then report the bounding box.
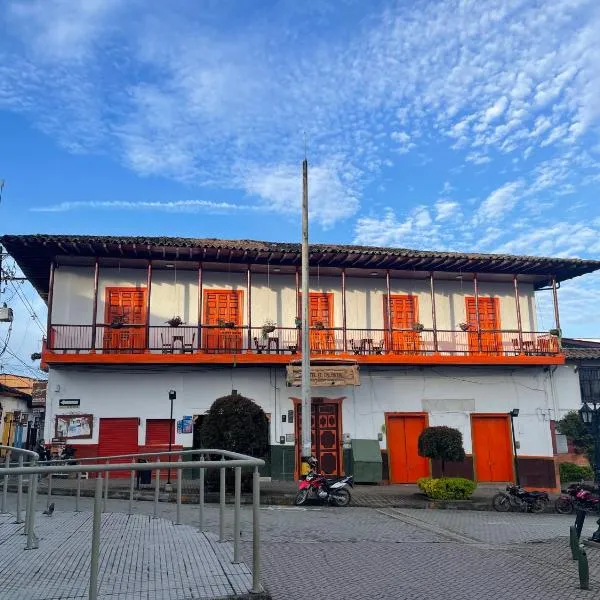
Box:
[295,457,354,507]
[555,483,600,515]
[492,484,549,513]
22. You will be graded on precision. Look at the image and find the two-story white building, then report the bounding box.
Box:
[3,234,599,489]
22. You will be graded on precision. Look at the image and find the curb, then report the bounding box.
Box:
[7,483,558,512]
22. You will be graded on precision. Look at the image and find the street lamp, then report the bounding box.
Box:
[509,408,520,486]
[578,401,600,543]
[167,390,176,485]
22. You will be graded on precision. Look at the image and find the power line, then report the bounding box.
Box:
[2,347,43,378]
[8,280,46,336]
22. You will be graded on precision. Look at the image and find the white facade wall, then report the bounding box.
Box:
[51,266,538,332]
[46,365,559,457]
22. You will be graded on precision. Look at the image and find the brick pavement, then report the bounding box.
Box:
[0,510,256,599]
[3,492,600,600]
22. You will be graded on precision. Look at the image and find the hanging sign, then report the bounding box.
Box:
[286,365,359,387]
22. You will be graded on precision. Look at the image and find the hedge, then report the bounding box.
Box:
[417,477,476,500]
[559,462,594,483]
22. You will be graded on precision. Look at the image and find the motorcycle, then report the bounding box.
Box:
[555,483,600,515]
[492,484,549,513]
[295,457,354,507]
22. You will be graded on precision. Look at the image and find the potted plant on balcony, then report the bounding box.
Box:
[218,319,236,329]
[458,322,470,332]
[295,317,302,328]
[109,315,125,329]
[549,328,562,337]
[313,321,325,330]
[262,320,277,338]
[412,322,425,332]
[166,316,184,327]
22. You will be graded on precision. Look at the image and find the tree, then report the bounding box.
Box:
[556,411,595,464]
[200,392,269,490]
[418,426,466,477]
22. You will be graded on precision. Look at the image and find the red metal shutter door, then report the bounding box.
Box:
[145,419,174,447]
[98,418,139,478]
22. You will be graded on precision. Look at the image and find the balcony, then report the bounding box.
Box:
[43,324,564,366]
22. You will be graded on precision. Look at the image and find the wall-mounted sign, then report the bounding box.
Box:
[54,414,93,439]
[286,365,359,387]
[59,399,80,407]
[177,416,193,434]
[285,433,295,443]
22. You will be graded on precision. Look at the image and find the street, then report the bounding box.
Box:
[4,493,599,599]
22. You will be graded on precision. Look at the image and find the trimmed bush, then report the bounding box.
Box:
[418,426,466,477]
[559,462,594,483]
[200,392,269,490]
[417,477,476,500]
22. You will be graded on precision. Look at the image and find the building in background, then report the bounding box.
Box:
[3,233,600,489]
[0,382,32,448]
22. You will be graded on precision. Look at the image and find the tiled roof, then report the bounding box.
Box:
[2,233,600,300]
[564,348,600,360]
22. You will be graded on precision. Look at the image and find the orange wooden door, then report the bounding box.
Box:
[387,415,429,483]
[203,290,242,352]
[309,293,334,352]
[103,288,146,352]
[472,415,513,482]
[384,295,420,353]
[465,297,501,354]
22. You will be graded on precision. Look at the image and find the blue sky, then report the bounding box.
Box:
[1,0,600,375]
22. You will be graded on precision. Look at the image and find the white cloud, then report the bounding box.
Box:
[475,180,523,223]
[435,199,460,221]
[30,199,261,214]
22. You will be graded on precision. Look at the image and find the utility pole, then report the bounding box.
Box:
[301,159,311,462]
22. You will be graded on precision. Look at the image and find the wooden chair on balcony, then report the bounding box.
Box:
[253,337,267,354]
[183,332,196,354]
[350,339,365,355]
[160,333,172,354]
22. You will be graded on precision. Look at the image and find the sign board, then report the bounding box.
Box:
[59,399,80,407]
[286,365,359,387]
[31,381,47,408]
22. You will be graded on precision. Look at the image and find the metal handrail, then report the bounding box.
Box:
[35,447,256,465]
[0,447,264,599]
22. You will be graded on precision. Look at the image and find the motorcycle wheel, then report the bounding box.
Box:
[530,497,548,514]
[554,497,574,515]
[330,488,351,507]
[492,493,511,512]
[295,490,309,506]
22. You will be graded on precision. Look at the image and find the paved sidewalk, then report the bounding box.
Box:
[0,511,261,600]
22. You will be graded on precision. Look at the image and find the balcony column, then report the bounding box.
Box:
[296,266,301,348]
[513,275,523,352]
[46,261,55,350]
[429,271,438,353]
[473,273,481,352]
[341,268,347,353]
[90,259,99,351]
[551,276,561,333]
[145,261,152,350]
[247,265,252,350]
[197,263,203,350]
[386,270,392,348]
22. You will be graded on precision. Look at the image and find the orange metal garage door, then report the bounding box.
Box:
[472,415,513,482]
[387,414,429,483]
[98,418,139,478]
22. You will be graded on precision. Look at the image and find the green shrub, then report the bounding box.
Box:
[200,392,269,490]
[417,476,476,500]
[559,462,594,483]
[418,426,466,476]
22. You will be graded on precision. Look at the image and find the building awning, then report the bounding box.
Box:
[2,233,600,300]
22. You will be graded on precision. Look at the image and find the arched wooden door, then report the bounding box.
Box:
[295,399,342,476]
